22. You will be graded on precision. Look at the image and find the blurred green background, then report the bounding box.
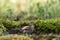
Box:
[0,0,60,20]
[0,0,60,37]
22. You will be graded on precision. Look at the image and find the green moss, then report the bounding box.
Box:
[1,18,60,34]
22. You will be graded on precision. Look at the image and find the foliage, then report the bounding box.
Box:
[0,0,60,34]
[2,19,20,28]
[1,18,60,33]
[0,0,60,20]
[0,24,6,35]
[0,35,33,40]
[34,18,60,33]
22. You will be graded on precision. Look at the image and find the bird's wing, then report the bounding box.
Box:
[21,26,29,30]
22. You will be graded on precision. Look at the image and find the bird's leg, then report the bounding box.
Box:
[23,30,26,35]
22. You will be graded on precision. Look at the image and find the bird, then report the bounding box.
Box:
[21,22,35,34]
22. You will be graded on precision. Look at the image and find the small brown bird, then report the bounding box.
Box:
[21,22,34,34]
